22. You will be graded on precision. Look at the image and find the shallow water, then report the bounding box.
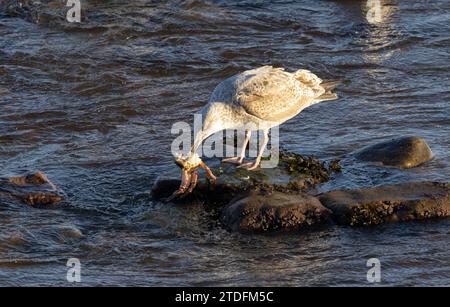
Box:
[0,0,449,286]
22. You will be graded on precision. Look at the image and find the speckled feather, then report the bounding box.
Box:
[209,66,333,124]
[199,66,337,137]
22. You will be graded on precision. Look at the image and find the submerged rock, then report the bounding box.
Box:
[221,190,332,232]
[57,224,83,239]
[152,150,341,204]
[318,181,450,226]
[0,172,64,208]
[355,136,433,168]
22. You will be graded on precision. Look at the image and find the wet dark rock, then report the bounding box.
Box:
[355,136,433,168]
[0,172,64,208]
[318,181,450,226]
[221,190,332,232]
[152,148,450,232]
[151,150,341,204]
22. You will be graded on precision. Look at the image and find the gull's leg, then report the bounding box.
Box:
[238,129,269,171]
[222,130,251,164]
[166,169,191,202]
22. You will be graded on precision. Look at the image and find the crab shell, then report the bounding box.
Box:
[174,153,202,171]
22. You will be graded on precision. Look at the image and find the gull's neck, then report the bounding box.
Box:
[190,102,236,154]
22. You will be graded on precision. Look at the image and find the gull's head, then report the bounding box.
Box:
[174,152,202,172]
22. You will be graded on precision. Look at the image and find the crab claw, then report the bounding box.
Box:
[186,169,199,194]
[166,152,218,202]
[166,169,191,202]
[199,161,217,185]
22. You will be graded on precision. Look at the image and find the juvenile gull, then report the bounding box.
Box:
[169,65,338,200]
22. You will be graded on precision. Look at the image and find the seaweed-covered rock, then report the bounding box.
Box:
[221,190,332,232]
[0,172,64,208]
[152,150,341,204]
[355,136,433,168]
[279,150,341,183]
[318,181,450,226]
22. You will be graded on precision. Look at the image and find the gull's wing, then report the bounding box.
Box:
[232,66,326,122]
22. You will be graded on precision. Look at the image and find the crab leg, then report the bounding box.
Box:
[199,162,217,183]
[186,170,199,194]
[166,169,191,202]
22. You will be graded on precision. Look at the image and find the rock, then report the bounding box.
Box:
[221,190,332,232]
[152,150,341,204]
[151,178,181,200]
[57,225,83,239]
[318,181,450,226]
[355,136,433,168]
[0,172,64,208]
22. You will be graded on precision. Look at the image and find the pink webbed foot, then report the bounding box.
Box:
[237,161,260,171]
[221,157,244,165]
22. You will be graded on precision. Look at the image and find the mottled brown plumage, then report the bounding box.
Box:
[169,66,338,200]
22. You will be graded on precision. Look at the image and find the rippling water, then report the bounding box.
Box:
[0,0,449,286]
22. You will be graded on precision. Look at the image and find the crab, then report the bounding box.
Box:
[166,153,217,201]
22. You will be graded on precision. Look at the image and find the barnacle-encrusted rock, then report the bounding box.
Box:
[318,181,450,226]
[220,190,332,232]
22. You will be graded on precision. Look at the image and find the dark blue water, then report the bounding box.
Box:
[0,0,449,286]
